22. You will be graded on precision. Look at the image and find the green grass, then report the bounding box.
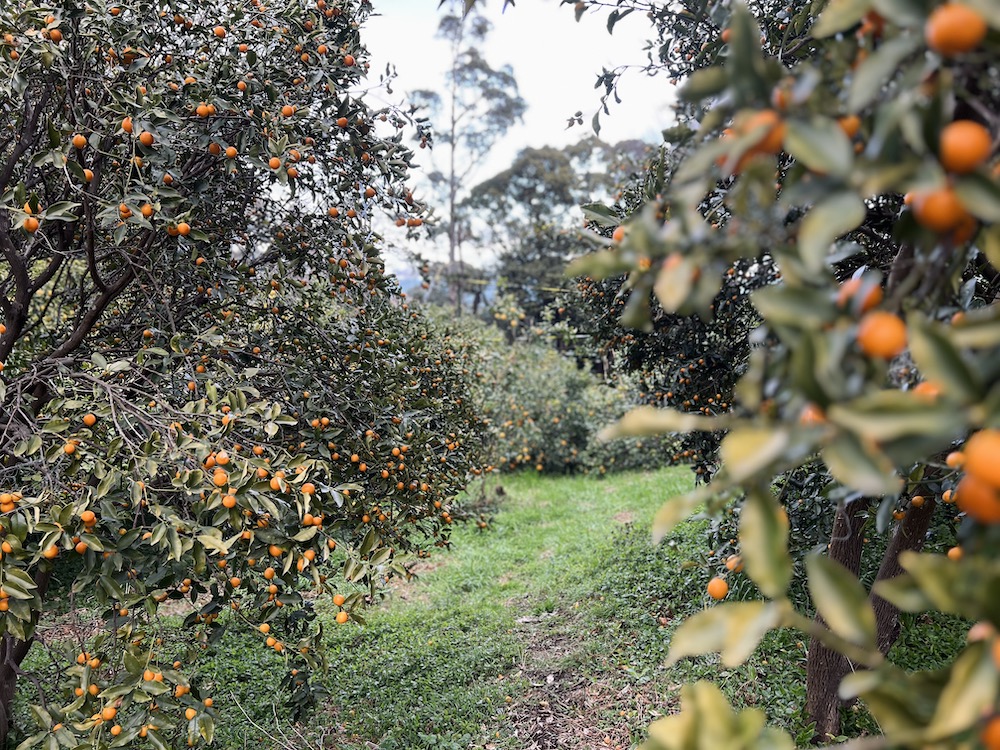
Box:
[13,467,972,749]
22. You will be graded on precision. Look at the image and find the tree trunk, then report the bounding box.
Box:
[871,497,937,655]
[806,499,868,742]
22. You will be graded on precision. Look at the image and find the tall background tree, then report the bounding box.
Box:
[409,1,526,312]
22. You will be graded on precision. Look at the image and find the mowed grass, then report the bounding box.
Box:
[14,467,969,749]
[199,466,697,749]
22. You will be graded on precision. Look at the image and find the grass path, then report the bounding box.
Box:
[299,467,709,750]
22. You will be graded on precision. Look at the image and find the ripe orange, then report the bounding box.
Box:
[836,277,882,312]
[185,707,197,720]
[101,706,117,722]
[336,117,349,128]
[213,25,226,38]
[838,115,861,139]
[208,142,222,156]
[707,576,729,600]
[225,146,237,158]
[72,133,87,149]
[24,217,39,233]
[962,430,1000,487]
[913,186,973,233]
[343,54,355,66]
[857,311,907,359]
[301,482,315,495]
[947,545,963,561]
[956,474,1000,523]
[939,121,992,174]
[925,4,987,56]
[176,222,191,236]
[336,610,349,624]
[281,104,295,117]
[138,131,154,147]
[982,715,1000,750]
[741,109,786,156]
[946,450,965,469]
[81,510,96,525]
[121,116,133,134]
[268,156,281,170]
[333,593,346,606]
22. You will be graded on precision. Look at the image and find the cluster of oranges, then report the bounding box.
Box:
[952,430,1000,524]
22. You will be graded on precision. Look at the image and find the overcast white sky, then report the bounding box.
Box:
[363,0,675,270]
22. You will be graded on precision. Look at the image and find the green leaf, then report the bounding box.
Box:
[848,35,921,112]
[925,642,998,740]
[822,431,902,496]
[798,192,867,273]
[680,67,728,101]
[751,285,838,329]
[872,573,936,613]
[666,601,781,667]
[955,173,1000,223]
[652,486,715,543]
[580,203,618,226]
[827,391,965,443]
[807,554,877,649]
[739,489,792,599]
[812,0,872,37]
[784,117,854,178]
[598,406,729,440]
[907,313,982,403]
[719,427,790,482]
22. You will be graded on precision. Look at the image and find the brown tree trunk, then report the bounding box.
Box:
[806,499,868,742]
[871,497,937,655]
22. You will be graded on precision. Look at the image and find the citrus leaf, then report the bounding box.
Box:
[907,313,982,403]
[784,117,854,178]
[807,554,877,649]
[798,191,867,273]
[812,0,873,37]
[739,489,792,599]
[822,431,902,496]
[598,405,729,440]
[666,601,782,667]
[925,642,998,740]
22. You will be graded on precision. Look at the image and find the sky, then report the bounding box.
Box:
[362,0,676,271]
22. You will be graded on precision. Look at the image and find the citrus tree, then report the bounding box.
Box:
[560,0,1000,746]
[0,0,489,746]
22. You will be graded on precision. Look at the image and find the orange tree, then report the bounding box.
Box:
[559,0,1000,746]
[0,0,488,746]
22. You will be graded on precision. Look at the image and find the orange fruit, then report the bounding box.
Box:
[343,54,355,66]
[81,510,96,525]
[176,222,191,236]
[101,706,117,721]
[121,116,133,134]
[741,109,786,156]
[72,133,87,149]
[707,576,729,600]
[799,403,826,426]
[268,156,281,170]
[138,131,154,147]
[301,482,315,495]
[946,450,965,469]
[947,545,963,561]
[720,28,732,44]
[857,311,907,359]
[838,115,862,139]
[982,716,1000,750]
[925,4,987,56]
[333,593,346,606]
[913,186,973,233]
[213,25,226,38]
[956,474,1000,523]
[225,146,237,159]
[836,277,883,312]
[336,610,349,624]
[208,142,222,156]
[912,380,942,400]
[185,707,197,720]
[24,217,39,233]
[939,121,992,174]
[962,429,1000,487]
[281,105,295,117]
